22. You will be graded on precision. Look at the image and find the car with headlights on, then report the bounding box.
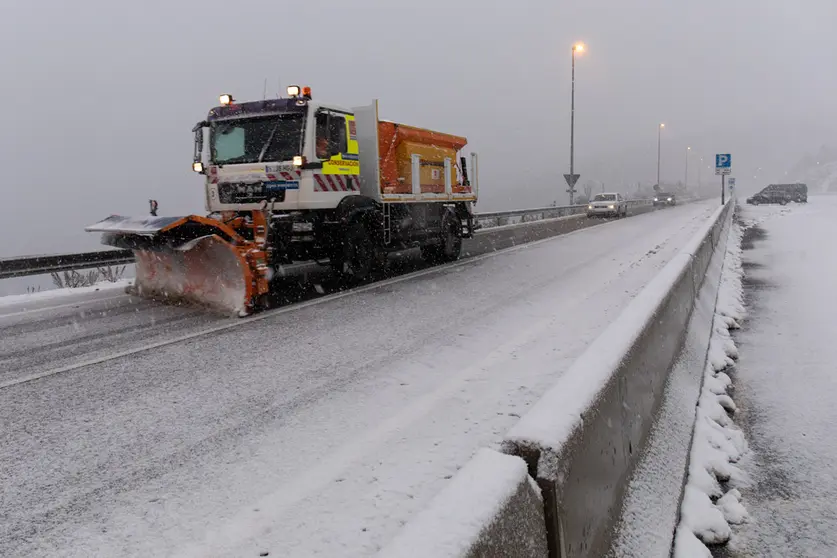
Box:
[587,193,627,218]
[653,192,676,207]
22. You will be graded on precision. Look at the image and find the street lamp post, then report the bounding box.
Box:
[657,123,665,188]
[685,146,691,189]
[568,42,584,205]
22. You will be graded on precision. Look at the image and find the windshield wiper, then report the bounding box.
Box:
[258,121,284,162]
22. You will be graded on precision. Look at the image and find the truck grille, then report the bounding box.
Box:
[218,183,287,204]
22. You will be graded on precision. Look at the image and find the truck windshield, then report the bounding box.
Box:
[210,114,304,165]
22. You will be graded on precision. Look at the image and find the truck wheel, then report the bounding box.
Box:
[439,214,463,262]
[338,221,375,281]
[422,213,462,264]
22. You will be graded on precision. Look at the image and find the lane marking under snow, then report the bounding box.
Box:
[0,293,129,319]
[0,202,713,392]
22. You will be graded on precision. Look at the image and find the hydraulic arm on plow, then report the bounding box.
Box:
[86,85,479,316]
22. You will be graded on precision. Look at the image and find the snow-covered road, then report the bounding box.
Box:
[0,206,656,384]
[0,200,719,557]
[722,197,837,557]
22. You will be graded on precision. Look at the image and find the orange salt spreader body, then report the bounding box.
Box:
[377,122,468,196]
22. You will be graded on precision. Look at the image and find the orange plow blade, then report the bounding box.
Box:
[132,235,252,316]
[86,215,268,317]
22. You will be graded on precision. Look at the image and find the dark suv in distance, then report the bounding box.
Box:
[746,183,807,205]
[784,183,808,202]
[653,192,676,207]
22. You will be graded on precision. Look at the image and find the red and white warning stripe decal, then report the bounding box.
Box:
[313,174,358,192]
[266,170,302,182]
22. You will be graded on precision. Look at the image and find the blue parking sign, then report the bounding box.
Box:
[715,154,731,175]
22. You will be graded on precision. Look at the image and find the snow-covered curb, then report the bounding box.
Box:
[0,278,133,308]
[376,448,547,558]
[674,219,750,556]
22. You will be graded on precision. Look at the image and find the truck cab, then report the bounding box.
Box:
[190,87,479,271]
[192,91,359,214]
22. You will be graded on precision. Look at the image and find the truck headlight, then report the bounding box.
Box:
[293,155,306,167]
[192,162,204,173]
[608,204,615,209]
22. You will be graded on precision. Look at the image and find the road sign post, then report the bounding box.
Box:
[715,154,731,205]
[564,173,580,204]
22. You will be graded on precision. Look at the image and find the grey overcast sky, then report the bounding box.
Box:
[1,0,835,257]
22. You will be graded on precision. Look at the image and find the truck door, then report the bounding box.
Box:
[313,109,359,193]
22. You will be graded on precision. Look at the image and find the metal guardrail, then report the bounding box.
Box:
[0,201,656,280]
[0,249,135,280]
[474,199,652,229]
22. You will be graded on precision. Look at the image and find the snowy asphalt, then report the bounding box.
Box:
[1,200,719,557]
[1,209,658,383]
[721,197,837,557]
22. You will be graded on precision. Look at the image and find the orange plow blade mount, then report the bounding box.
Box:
[85,215,269,317]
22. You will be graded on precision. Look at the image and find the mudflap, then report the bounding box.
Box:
[130,235,251,317]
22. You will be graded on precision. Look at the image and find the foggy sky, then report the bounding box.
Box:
[2,0,835,258]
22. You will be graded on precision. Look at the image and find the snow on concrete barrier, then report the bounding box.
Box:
[500,199,734,558]
[376,448,548,558]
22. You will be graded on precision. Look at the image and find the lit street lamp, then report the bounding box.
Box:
[567,42,585,205]
[657,123,665,187]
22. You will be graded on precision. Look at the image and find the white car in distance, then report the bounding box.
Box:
[586,193,627,218]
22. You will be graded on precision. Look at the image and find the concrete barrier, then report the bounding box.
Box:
[500,199,733,557]
[378,198,732,558]
[376,448,548,558]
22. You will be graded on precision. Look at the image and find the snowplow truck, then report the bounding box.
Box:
[85,86,479,316]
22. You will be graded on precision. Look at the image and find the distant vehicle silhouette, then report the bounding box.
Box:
[747,183,807,205]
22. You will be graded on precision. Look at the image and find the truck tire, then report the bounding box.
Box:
[336,221,375,282]
[439,213,463,262]
[421,212,462,264]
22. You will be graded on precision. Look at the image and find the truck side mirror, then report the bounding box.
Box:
[192,121,207,173]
